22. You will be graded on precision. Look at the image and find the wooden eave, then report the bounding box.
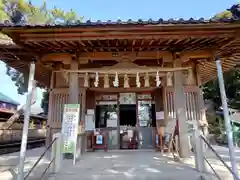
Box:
[0,21,240,86]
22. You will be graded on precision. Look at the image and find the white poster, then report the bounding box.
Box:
[107,119,117,127]
[85,114,95,131]
[87,109,95,115]
[61,104,80,159]
[139,120,148,127]
[156,111,164,120]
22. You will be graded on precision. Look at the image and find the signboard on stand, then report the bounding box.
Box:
[61,104,80,164]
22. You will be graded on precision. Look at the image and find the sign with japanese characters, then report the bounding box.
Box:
[61,104,80,154]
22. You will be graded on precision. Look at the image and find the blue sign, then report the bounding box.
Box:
[96,135,103,145]
[156,135,158,145]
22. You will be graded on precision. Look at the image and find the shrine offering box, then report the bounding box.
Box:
[92,131,108,151]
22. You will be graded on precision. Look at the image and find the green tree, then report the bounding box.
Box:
[214,10,232,19]
[203,4,240,110]
[203,68,240,110]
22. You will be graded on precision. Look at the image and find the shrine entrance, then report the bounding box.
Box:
[119,104,136,126]
[94,91,157,150]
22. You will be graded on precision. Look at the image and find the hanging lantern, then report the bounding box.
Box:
[156,71,161,87]
[104,74,110,88]
[94,72,99,87]
[113,72,119,87]
[84,73,89,87]
[144,73,150,87]
[124,74,129,88]
[136,72,141,88]
[167,72,173,86]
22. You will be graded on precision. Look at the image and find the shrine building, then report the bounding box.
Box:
[0,18,240,157]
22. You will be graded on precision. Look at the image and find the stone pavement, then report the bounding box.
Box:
[1,146,239,180]
[0,147,50,180]
[49,150,215,180]
[182,146,240,180]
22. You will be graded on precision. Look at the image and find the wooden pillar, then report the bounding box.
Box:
[196,65,208,136]
[155,88,164,124]
[154,88,164,151]
[117,93,120,149]
[46,71,54,148]
[162,77,168,126]
[81,89,86,122]
[173,54,190,158]
[69,60,79,104]
[79,88,86,133]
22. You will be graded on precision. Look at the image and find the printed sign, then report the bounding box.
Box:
[139,120,148,127]
[61,104,80,154]
[156,111,164,120]
[85,114,95,131]
[96,134,103,145]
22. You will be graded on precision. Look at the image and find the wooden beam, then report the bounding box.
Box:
[40,50,214,64]
[19,28,237,38]
[56,71,166,78]
[21,34,233,42]
[58,66,191,74]
[40,53,72,64]
[5,22,240,34]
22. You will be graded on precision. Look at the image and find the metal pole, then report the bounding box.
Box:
[17,62,35,180]
[216,59,238,179]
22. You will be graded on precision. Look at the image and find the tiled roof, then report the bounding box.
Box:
[0,17,238,28]
[0,92,19,105]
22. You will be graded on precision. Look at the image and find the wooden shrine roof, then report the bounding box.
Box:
[0,18,240,87]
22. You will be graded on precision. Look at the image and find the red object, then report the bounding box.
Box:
[128,138,137,149]
[92,132,108,152]
[86,132,94,151]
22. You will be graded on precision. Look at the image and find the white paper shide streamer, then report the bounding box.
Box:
[104,74,110,88]
[156,71,161,87]
[84,73,89,87]
[136,72,141,88]
[124,74,129,88]
[113,72,119,87]
[94,72,99,87]
[144,72,150,87]
[167,72,173,86]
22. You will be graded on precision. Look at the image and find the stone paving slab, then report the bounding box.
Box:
[0,148,50,180]
[1,146,239,180]
[50,150,215,180]
[184,146,240,180]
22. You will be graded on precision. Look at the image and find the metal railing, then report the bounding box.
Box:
[23,137,57,180]
[200,135,240,180]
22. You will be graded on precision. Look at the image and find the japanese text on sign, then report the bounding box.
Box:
[61,104,80,154]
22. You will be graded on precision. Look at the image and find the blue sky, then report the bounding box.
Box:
[0,0,237,105]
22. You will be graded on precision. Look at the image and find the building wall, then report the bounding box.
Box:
[0,101,17,113]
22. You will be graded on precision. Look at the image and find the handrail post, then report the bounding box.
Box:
[51,133,62,173]
[17,62,36,180]
[192,124,207,173]
[216,59,238,179]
